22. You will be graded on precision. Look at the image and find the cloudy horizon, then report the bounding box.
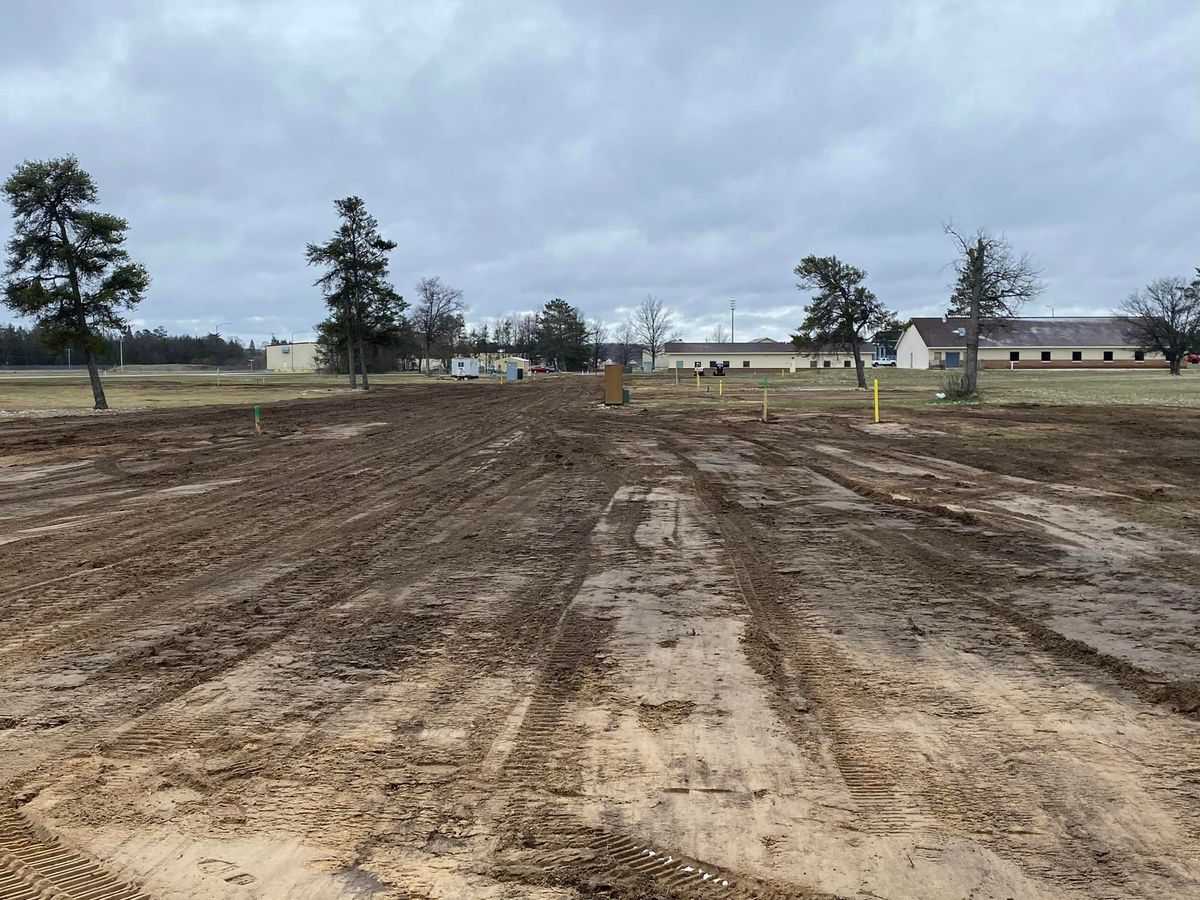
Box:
[2,0,1197,347]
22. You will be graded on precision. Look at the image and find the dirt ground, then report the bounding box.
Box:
[1,377,1198,900]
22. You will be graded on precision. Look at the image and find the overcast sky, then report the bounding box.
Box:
[2,0,1197,345]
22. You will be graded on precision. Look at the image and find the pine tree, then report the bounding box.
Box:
[305,197,400,390]
[2,156,149,409]
[792,255,896,389]
[537,298,589,370]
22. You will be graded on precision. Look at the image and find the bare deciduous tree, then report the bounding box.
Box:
[514,313,538,361]
[493,315,514,348]
[1118,274,1200,376]
[708,322,730,343]
[413,277,465,374]
[588,318,609,370]
[632,294,678,371]
[945,224,1044,395]
[615,321,637,365]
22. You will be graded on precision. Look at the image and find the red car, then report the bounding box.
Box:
[530,364,555,373]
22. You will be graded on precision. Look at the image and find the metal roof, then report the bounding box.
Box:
[910,317,1138,348]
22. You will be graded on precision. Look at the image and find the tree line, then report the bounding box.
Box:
[0,156,686,406]
[0,323,255,368]
[304,193,682,384]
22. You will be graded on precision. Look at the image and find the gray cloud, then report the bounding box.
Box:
[2,0,1197,345]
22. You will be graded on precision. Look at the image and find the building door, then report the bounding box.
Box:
[945,352,961,368]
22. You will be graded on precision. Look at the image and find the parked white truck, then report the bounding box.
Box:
[450,357,481,380]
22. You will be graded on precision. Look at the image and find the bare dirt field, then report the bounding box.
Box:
[1,377,1198,899]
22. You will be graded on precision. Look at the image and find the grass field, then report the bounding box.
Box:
[632,366,1200,410]
[0,371,449,412]
[0,366,1195,414]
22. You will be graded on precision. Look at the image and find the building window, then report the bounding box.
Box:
[1041,351,1051,361]
[722,360,730,368]
[1009,351,1020,361]
[708,360,718,368]
[742,360,750,368]
[1135,350,1145,361]
[675,360,683,368]
[823,360,831,368]
[1103,351,1114,361]
[1072,351,1082,362]
[694,361,702,368]
[843,360,851,367]
[810,360,818,368]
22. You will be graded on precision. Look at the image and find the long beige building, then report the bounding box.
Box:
[895,317,1166,369]
[663,338,875,373]
[265,341,320,372]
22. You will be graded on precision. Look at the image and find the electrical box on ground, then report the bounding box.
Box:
[604,364,623,405]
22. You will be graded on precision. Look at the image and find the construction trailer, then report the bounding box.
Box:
[451,357,481,379]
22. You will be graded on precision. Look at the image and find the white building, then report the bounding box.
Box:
[895,317,1166,369]
[265,341,320,372]
[663,338,875,373]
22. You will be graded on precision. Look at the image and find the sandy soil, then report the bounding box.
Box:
[1,379,1198,899]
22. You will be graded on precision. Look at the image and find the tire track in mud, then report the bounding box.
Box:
[0,392,571,796]
[0,395,537,645]
[476,476,820,900]
[692,468,928,837]
[0,387,565,665]
[711,426,1200,896]
[733,428,1200,716]
[0,804,149,900]
[0,383,553,594]
[45,431,555,764]
[606,418,931,837]
[0,386,599,898]
[775,432,1200,722]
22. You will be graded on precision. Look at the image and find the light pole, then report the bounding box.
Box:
[290,331,295,371]
[1046,305,1055,317]
[119,334,124,370]
[730,299,736,343]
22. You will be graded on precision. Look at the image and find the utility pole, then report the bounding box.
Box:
[119,335,124,370]
[730,299,736,343]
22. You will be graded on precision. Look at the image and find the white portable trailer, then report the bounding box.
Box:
[451,357,481,380]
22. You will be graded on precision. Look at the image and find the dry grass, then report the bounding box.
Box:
[0,371,449,413]
[630,367,1200,410]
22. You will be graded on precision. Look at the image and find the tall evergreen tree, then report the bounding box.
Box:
[305,196,400,390]
[537,298,589,370]
[2,156,149,409]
